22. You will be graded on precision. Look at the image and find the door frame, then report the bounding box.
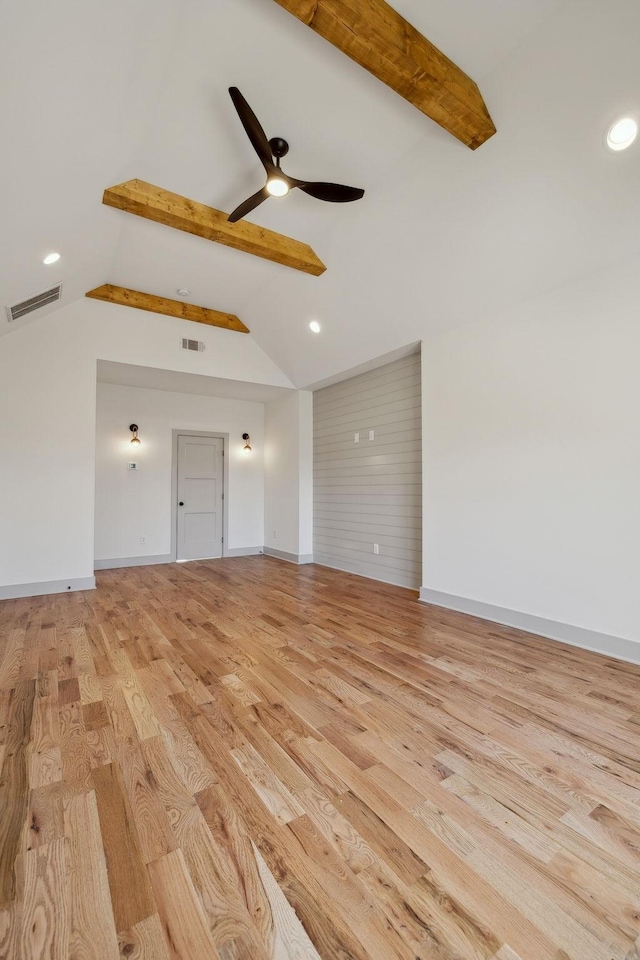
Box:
[171,430,229,561]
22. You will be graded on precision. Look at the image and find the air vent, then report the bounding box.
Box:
[6,283,63,322]
[181,337,205,352]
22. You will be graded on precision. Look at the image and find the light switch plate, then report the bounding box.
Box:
[128,462,138,471]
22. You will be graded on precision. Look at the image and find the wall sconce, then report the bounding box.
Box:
[242,433,252,454]
[129,424,141,445]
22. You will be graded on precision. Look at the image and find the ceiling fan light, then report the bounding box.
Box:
[266,178,289,198]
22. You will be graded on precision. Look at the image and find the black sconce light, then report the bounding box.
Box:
[129,424,141,445]
[242,433,252,454]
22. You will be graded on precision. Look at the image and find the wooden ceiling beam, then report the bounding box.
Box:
[85,284,250,333]
[102,180,326,276]
[271,0,496,149]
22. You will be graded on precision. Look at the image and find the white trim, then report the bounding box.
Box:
[95,554,173,570]
[264,547,314,565]
[419,588,640,666]
[97,548,264,567]
[224,547,263,558]
[0,576,96,601]
[313,559,418,589]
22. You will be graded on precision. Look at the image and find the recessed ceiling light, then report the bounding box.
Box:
[176,288,191,297]
[606,117,638,151]
[266,178,289,198]
[309,320,321,333]
[43,252,60,265]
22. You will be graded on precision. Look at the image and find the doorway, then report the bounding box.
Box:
[175,433,224,560]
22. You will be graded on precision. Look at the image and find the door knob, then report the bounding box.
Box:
[179,501,184,506]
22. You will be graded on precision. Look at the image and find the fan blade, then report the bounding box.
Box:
[229,87,274,172]
[228,186,270,223]
[297,182,364,203]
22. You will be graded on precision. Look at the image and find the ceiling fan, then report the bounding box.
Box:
[227,87,365,223]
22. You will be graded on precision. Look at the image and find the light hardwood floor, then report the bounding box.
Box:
[1,557,639,960]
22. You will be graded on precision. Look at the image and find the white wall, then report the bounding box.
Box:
[95,383,265,561]
[264,391,313,560]
[0,297,292,592]
[0,309,97,587]
[422,256,640,647]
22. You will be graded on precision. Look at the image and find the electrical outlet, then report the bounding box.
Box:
[354,432,360,443]
[373,543,379,555]
[141,535,147,544]
[369,430,375,441]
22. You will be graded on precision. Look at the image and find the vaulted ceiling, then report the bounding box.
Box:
[2,0,639,387]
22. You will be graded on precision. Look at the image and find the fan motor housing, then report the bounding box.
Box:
[269,137,289,159]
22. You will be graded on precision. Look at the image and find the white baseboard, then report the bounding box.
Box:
[224,547,264,558]
[419,588,640,666]
[263,547,314,565]
[0,576,96,601]
[95,554,173,570]
[95,547,265,569]
[313,558,420,590]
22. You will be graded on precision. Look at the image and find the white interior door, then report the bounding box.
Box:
[177,435,223,561]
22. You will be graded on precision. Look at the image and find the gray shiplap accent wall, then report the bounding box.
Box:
[313,353,421,588]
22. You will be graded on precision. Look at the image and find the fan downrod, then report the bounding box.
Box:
[269,137,289,160]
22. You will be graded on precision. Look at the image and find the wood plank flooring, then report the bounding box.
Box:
[1,556,639,960]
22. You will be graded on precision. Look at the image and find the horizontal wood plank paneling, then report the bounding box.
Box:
[314,397,421,433]
[315,440,422,459]
[314,522,421,545]
[314,382,422,419]
[313,353,422,588]
[313,354,421,403]
[314,413,422,440]
[316,479,421,491]
[314,432,422,455]
[315,497,421,509]
[315,501,421,513]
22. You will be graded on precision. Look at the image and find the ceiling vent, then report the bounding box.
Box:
[181,337,205,352]
[6,283,63,322]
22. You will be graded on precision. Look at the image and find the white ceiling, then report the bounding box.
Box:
[2,0,639,387]
[97,360,292,403]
